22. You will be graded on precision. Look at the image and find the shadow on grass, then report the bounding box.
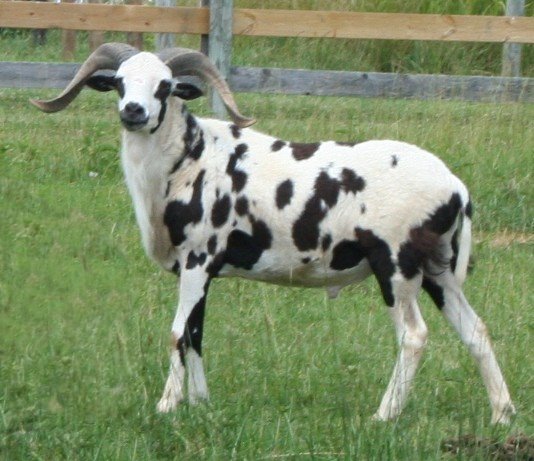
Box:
[441,434,533,460]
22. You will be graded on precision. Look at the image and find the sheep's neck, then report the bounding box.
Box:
[120,101,194,269]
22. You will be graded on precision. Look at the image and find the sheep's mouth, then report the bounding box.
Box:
[120,117,149,131]
[119,105,149,131]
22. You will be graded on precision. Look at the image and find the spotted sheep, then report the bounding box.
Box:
[32,43,515,423]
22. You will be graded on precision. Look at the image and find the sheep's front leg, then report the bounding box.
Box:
[157,265,211,413]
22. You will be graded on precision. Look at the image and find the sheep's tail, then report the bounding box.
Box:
[453,193,473,286]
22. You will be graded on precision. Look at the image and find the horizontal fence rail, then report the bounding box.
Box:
[0,3,208,35]
[230,67,534,102]
[233,9,534,43]
[1,2,534,43]
[2,62,532,102]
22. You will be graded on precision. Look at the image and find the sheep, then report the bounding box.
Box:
[31,42,515,423]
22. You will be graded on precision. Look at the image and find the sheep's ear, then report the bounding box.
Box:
[172,82,203,100]
[86,75,118,92]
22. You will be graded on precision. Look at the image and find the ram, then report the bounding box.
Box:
[31,43,515,423]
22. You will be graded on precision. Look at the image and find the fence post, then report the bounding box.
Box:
[502,0,525,76]
[61,0,76,60]
[127,0,144,50]
[200,0,209,55]
[88,0,105,51]
[205,0,233,119]
[155,0,176,50]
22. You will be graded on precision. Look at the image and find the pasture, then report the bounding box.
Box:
[1,7,533,458]
[1,87,532,460]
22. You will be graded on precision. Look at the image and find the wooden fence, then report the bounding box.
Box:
[0,0,533,104]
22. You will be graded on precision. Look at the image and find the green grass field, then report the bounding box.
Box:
[1,88,532,460]
[1,1,533,458]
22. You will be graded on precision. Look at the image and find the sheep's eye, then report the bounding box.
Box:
[154,80,172,101]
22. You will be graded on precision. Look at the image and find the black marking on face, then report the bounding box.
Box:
[391,155,399,167]
[271,140,286,152]
[150,102,167,134]
[422,277,445,309]
[211,194,232,228]
[360,203,366,214]
[117,78,125,99]
[224,218,272,270]
[330,240,366,271]
[186,251,207,270]
[226,143,249,193]
[321,234,332,251]
[234,196,249,216]
[275,179,294,209]
[155,80,172,100]
[150,80,173,134]
[164,170,205,246]
[301,257,311,264]
[290,142,320,161]
[207,235,218,255]
[355,227,395,307]
[230,124,241,139]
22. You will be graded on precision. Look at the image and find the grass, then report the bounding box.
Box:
[0,87,532,460]
[1,2,533,456]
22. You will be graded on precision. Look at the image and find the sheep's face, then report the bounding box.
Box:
[86,52,202,134]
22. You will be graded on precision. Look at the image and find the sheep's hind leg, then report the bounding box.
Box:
[372,274,428,421]
[424,271,515,424]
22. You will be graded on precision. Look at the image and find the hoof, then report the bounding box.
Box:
[156,398,177,413]
[491,403,516,425]
[156,394,183,413]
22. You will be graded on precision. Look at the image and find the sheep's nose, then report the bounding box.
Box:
[120,102,148,130]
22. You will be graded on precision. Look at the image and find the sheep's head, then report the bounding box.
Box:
[85,51,206,133]
[30,42,255,132]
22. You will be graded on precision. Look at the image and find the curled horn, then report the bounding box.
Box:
[30,42,139,113]
[162,49,256,128]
